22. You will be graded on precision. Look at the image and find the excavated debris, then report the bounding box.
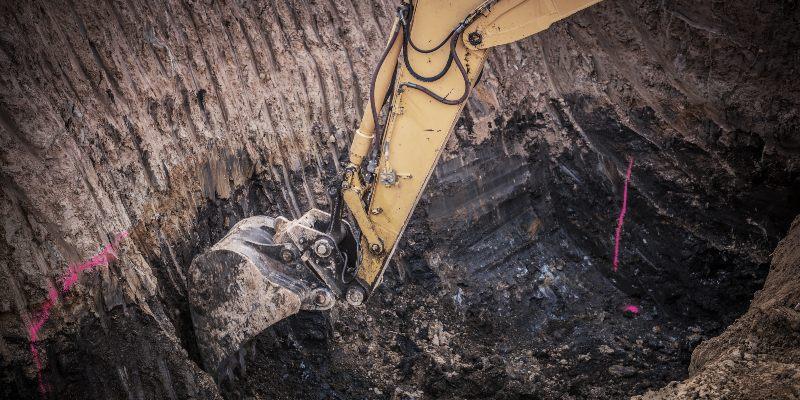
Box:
[1,0,799,399]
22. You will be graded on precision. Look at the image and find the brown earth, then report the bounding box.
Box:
[0,0,798,399]
[637,215,800,399]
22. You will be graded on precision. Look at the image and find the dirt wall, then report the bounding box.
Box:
[1,0,798,398]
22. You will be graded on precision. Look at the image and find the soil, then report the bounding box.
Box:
[1,0,799,399]
[637,215,800,399]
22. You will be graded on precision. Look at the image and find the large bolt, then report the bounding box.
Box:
[312,288,334,309]
[280,249,294,262]
[369,243,383,255]
[314,240,332,257]
[468,31,483,46]
[346,286,365,306]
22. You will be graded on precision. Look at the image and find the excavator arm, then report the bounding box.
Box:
[344,0,602,297]
[187,0,602,379]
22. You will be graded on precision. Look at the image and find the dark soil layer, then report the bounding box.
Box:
[638,215,800,398]
[222,114,778,399]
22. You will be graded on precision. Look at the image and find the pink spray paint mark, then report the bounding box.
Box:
[613,158,634,272]
[27,230,128,396]
[622,304,639,314]
[27,286,58,395]
[622,304,640,318]
[61,231,128,292]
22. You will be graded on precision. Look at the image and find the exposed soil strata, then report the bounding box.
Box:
[638,215,800,399]
[0,0,798,399]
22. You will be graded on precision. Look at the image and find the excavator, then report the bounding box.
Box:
[188,0,603,380]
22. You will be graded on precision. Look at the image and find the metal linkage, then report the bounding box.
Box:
[273,209,366,304]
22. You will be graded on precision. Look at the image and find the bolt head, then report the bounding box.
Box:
[311,289,334,309]
[468,31,483,46]
[314,240,332,257]
[369,243,383,254]
[346,286,365,306]
[280,249,294,262]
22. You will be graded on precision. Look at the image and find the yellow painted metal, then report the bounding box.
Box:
[464,0,602,50]
[345,0,604,291]
[342,167,383,252]
[351,0,488,289]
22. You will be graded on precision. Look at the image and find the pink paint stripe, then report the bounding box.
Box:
[61,231,128,292]
[613,158,634,272]
[27,230,128,396]
[30,343,47,395]
[623,304,640,315]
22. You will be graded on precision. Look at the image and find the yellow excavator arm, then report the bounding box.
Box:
[187,0,602,378]
[343,0,603,296]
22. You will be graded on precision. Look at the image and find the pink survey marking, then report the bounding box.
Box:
[27,287,58,395]
[62,231,128,292]
[27,231,128,396]
[623,304,640,315]
[613,158,634,272]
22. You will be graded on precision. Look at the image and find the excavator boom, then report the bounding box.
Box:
[344,0,602,296]
[188,0,602,380]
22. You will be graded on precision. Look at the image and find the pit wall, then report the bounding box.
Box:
[0,0,797,397]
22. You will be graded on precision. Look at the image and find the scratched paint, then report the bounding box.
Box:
[613,158,634,272]
[27,231,128,396]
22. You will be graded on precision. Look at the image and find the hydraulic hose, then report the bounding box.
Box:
[400,26,471,106]
[367,18,403,158]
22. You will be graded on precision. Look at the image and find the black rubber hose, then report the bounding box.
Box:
[367,21,403,158]
[404,2,453,54]
[401,2,456,82]
[400,28,471,106]
[402,29,454,82]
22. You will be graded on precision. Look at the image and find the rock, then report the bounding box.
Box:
[646,338,664,350]
[608,364,638,378]
[598,345,615,355]
[393,387,424,400]
[686,334,703,348]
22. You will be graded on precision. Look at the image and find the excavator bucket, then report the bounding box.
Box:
[187,210,361,381]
